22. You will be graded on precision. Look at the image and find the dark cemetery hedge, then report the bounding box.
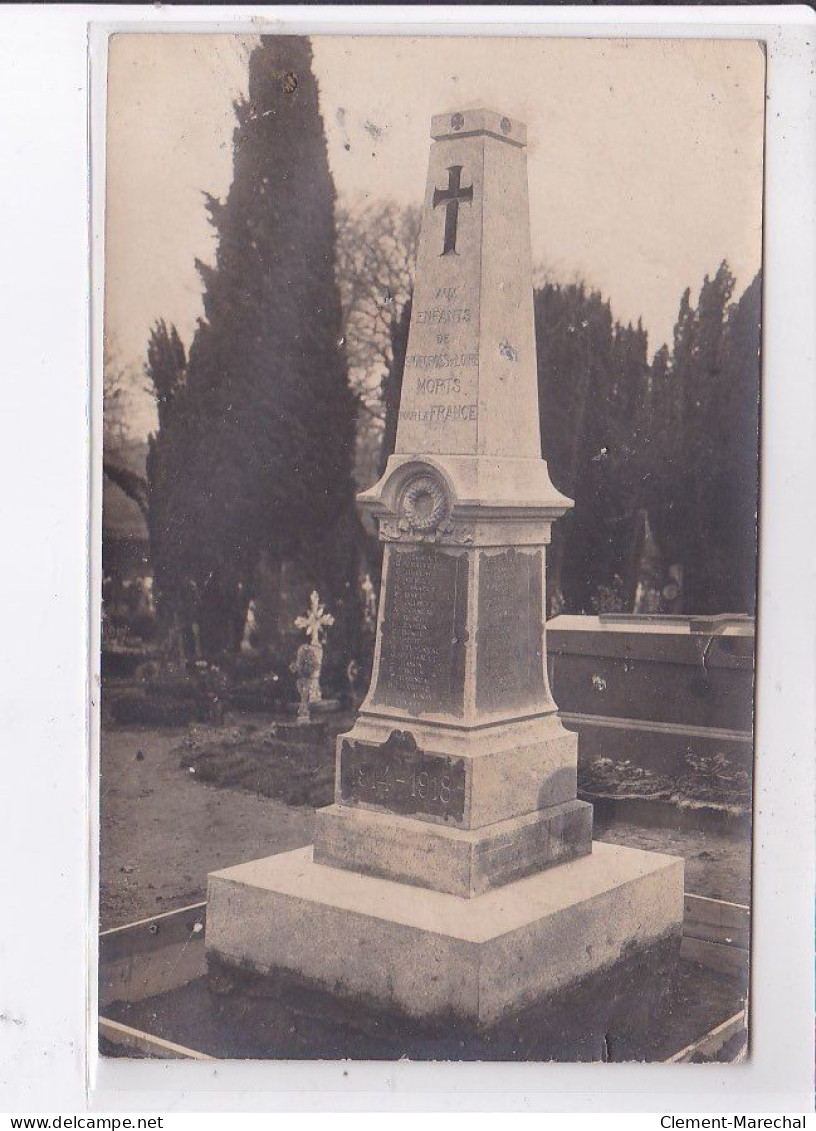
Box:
[535,265,760,616]
[533,284,651,614]
[145,36,364,666]
[534,264,760,616]
[377,266,760,618]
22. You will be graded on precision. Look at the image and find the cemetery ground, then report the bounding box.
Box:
[99,698,749,1061]
[99,704,351,929]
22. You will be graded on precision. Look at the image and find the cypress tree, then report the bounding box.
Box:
[378,296,412,477]
[145,320,187,625]
[684,261,736,611]
[648,264,759,614]
[533,282,651,612]
[170,36,360,656]
[709,270,761,614]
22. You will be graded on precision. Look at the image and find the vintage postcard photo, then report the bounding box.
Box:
[98,32,764,1062]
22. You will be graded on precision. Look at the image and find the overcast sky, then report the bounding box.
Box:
[105,34,765,437]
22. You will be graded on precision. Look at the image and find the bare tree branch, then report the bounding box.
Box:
[335,198,420,417]
[103,458,149,519]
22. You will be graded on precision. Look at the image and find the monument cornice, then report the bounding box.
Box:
[431,107,528,148]
[358,453,574,538]
[435,129,525,150]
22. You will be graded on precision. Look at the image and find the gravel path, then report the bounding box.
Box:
[99,720,316,929]
[594,820,749,904]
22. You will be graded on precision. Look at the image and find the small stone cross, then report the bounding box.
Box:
[294,590,334,646]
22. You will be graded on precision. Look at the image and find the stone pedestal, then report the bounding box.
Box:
[207,843,683,1026]
[206,107,684,1029]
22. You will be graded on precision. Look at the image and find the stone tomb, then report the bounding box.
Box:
[207,108,684,1027]
[547,614,754,774]
[547,614,754,819]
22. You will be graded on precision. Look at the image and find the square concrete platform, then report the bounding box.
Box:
[206,840,684,1025]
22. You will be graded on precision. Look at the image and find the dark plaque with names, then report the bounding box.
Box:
[475,547,546,712]
[339,732,466,822]
[372,546,468,717]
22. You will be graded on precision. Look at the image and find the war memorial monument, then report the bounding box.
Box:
[205,108,685,1026]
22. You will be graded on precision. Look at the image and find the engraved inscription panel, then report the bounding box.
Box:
[372,547,468,716]
[399,288,479,432]
[339,733,466,822]
[475,547,546,712]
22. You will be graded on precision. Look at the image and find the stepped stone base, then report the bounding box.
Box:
[206,841,684,1025]
[314,799,592,897]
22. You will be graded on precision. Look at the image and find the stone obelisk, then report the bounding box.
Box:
[206,109,684,1025]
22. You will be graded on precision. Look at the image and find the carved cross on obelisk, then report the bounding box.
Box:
[432,165,474,255]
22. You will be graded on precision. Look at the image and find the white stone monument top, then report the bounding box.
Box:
[430,107,528,148]
[361,106,571,517]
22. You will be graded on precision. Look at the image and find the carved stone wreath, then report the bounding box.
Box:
[399,475,449,533]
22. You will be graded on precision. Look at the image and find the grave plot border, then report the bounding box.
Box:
[97,891,749,1062]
